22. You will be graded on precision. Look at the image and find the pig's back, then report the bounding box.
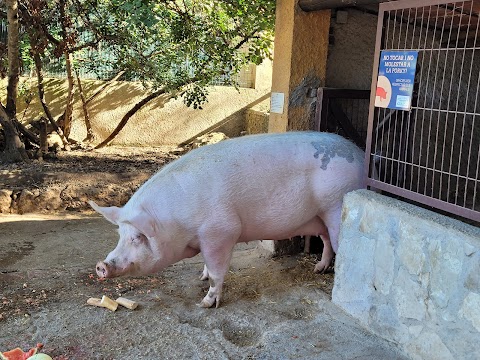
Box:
[138,132,364,205]
[165,131,363,175]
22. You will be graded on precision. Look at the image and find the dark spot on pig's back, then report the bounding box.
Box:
[311,140,362,170]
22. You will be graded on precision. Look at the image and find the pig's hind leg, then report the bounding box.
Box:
[200,264,209,281]
[314,204,342,273]
[314,231,334,273]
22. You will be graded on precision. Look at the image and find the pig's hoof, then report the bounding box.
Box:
[198,294,220,308]
[314,261,329,274]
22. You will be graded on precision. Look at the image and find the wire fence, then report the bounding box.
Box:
[366,0,480,223]
[0,20,256,88]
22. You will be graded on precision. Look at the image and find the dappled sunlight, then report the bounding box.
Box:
[0,146,180,214]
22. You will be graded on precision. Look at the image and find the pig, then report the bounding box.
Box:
[89,131,365,308]
[376,86,388,100]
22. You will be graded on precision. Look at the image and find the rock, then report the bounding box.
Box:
[191,132,228,149]
[36,189,64,211]
[16,189,38,214]
[0,189,13,213]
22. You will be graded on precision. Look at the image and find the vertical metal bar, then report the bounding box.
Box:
[423,4,443,196]
[441,2,464,202]
[368,8,388,183]
[410,5,428,192]
[398,7,414,187]
[404,7,412,50]
[391,9,398,49]
[417,5,434,195]
[403,6,419,189]
[391,9,406,186]
[453,0,475,206]
[474,140,480,210]
[437,3,457,201]
[424,6,445,195]
[375,10,396,182]
[386,10,402,183]
[397,8,405,49]
[446,1,467,203]
[463,3,480,209]
[376,9,388,181]
[431,5,450,199]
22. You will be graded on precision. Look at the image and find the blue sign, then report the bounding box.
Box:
[375,50,418,111]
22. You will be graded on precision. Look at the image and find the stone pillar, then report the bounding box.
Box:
[268,0,330,133]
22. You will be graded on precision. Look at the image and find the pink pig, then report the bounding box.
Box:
[376,86,388,100]
[90,132,365,308]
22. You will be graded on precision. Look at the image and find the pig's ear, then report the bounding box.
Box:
[126,211,157,239]
[88,200,121,225]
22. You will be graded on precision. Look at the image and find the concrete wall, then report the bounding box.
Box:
[326,9,377,90]
[333,189,480,360]
[268,0,330,133]
[6,61,272,146]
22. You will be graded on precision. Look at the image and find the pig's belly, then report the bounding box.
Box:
[237,204,323,241]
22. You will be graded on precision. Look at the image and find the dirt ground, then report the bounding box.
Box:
[0,146,406,359]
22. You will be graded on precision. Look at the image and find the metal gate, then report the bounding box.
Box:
[365,0,480,223]
[313,88,370,149]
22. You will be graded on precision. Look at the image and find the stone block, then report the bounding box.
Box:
[0,189,12,213]
[333,189,480,360]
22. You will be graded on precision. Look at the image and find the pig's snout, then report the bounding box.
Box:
[96,261,113,278]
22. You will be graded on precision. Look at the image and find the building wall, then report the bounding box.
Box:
[268,0,330,133]
[326,9,377,90]
[6,61,272,146]
[333,189,480,360]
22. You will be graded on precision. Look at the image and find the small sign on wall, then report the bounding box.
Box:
[375,50,418,111]
[270,92,285,114]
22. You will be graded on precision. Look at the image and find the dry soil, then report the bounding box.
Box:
[0,146,407,359]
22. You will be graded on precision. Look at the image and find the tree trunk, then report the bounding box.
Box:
[13,118,40,145]
[6,0,19,119]
[63,51,75,138]
[39,117,48,160]
[74,68,95,142]
[0,106,29,162]
[0,0,28,163]
[95,89,167,149]
[32,50,71,150]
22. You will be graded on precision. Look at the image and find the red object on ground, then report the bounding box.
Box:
[1,343,43,360]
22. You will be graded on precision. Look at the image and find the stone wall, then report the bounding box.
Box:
[246,109,269,135]
[333,189,480,360]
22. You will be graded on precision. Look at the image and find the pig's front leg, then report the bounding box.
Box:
[198,235,237,308]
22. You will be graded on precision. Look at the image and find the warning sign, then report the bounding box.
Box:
[375,50,418,111]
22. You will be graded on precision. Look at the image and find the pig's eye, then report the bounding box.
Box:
[131,235,146,245]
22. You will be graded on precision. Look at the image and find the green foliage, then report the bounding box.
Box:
[11,0,275,107]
